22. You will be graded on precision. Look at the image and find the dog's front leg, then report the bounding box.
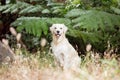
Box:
[58,53,65,68]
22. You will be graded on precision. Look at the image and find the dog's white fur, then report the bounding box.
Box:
[50,24,81,71]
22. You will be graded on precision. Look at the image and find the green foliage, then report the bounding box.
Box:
[19,5,43,14]
[0,1,69,52]
[1,0,120,53]
[66,9,120,31]
[0,1,65,16]
[111,6,120,15]
[65,9,120,52]
[0,1,30,13]
[66,0,118,11]
[11,17,71,37]
[10,8,120,52]
[10,0,16,4]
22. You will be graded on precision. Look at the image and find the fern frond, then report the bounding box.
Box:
[11,17,71,37]
[0,1,32,14]
[45,17,71,26]
[17,1,31,9]
[65,9,89,18]
[65,9,120,51]
[111,7,120,15]
[39,20,48,35]
[47,2,65,14]
[19,5,43,14]
[65,9,120,32]
[47,3,64,6]
[0,4,12,12]
[19,6,34,14]
[68,29,100,44]
[0,1,65,16]
[42,9,50,14]
[0,1,43,14]
[2,4,18,13]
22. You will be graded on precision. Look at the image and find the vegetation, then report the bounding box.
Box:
[0,0,120,53]
[0,0,120,79]
[0,49,120,80]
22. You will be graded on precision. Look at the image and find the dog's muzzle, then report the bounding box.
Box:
[55,34,61,37]
[55,31,61,37]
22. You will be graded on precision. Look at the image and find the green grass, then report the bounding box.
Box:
[0,49,120,80]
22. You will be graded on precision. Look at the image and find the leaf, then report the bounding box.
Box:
[0,5,11,11]
[34,20,42,37]
[19,6,34,14]
[2,4,13,13]
[66,9,120,32]
[111,6,120,15]
[65,9,120,52]
[65,9,89,18]
[40,20,48,35]
[42,9,50,14]
[47,3,64,6]
[27,5,43,13]
[52,9,62,14]
[11,8,18,13]
[11,17,71,37]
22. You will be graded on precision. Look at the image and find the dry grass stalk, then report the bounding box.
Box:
[0,49,120,80]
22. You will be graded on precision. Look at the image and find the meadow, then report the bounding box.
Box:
[0,48,120,80]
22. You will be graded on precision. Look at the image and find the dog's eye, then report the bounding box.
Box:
[60,27,62,29]
[54,27,57,29]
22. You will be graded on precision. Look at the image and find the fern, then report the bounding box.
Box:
[19,5,43,14]
[11,17,71,37]
[0,5,11,11]
[1,1,120,52]
[65,9,120,31]
[47,2,65,15]
[0,1,65,16]
[68,28,101,45]
[65,9,120,51]
[111,7,120,15]
[0,1,30,13]
[42,9,50,14]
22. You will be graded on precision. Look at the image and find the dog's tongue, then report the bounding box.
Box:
[55,34,61,37]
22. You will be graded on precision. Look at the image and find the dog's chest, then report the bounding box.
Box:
[53,44,67,53]
[51,42,69,56]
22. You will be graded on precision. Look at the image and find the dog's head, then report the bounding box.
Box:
[50,24,68,37]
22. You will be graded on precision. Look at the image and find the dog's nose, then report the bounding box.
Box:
[57,31,60,34]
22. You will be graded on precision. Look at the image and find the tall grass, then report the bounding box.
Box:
[0,48,120,80]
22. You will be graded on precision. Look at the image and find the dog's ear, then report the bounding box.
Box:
[50,25,53,33]
[63,24,68,33]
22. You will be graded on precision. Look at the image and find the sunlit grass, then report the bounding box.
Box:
[0,48,120,80]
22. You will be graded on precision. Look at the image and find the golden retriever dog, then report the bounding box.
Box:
[50,24,81,71]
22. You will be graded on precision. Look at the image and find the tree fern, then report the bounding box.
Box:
[11,17,71,37]
[47,2,65,15]
[65,9,120,31]
[1,1,120,52]
[19,5,43,14]
[65,9,120,52]
[0,4,12,12]
[0,1,65,16]
[0,2,27,13]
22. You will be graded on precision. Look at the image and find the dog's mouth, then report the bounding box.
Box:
[55,33,61,37]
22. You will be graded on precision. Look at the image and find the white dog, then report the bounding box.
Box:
[50,24,81,71]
